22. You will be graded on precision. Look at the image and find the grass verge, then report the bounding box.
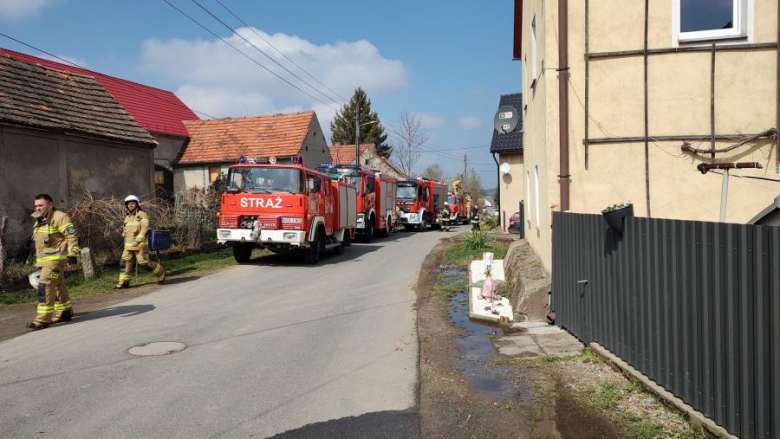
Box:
[442,232,509,267]
[0,248,268,306]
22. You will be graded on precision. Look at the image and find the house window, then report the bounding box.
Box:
[674,0,749,44]
[534,166,540,227]
[209,166,221,183]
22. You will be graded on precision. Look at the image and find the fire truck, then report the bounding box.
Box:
[396,178,448,231]
[217,157,357,264]
[317,164,397,241]
[446,192,468,224]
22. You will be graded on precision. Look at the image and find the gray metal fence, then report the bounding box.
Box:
[552,212,780,439]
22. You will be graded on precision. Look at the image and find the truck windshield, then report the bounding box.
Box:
[227,167,304,194]
[447,196,457,204]
[397,185,417,202]
[317,167,360,186]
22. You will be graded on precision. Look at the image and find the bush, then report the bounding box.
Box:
[462,230,489,251]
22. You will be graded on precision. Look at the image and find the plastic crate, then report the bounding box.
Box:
[149,229,172,251]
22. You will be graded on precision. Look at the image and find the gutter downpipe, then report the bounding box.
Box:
[492,152,501,230]
[558,0,571,212]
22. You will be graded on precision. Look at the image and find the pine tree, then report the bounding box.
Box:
[330,88,392,158]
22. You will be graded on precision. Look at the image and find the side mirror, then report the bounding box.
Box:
[226,184,240,194]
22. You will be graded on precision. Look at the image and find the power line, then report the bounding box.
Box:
[213,0,349,103]
[161,0,341,112]
[0,31,219,120]
[190,0,344,108]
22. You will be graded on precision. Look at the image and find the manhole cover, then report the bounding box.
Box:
[128,341,187,357]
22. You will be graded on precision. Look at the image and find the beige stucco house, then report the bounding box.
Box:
[516,0,779,272]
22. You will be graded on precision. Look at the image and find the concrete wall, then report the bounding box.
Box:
[521,0,780,272]
[0,124,155,246]
[497,152,524,232]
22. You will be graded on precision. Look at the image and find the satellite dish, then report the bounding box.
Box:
[269,156,277,164]
[494,105,519,134]
[500,162,511,174]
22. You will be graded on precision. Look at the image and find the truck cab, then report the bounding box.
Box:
[218,158,356,264]
[396,178,448,231]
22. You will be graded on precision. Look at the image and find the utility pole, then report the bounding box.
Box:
[463,154,468,180]
[355,102,360,168]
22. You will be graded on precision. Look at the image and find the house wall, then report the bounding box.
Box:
[521,0,780,272]
[497,152,524,232]
[299,114,332,167]
[173,164,231,190]
[0,124,155,247]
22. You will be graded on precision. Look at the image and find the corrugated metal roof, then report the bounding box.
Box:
[490,93,523,154]
[0,47,198,138]
[0,54,156,146]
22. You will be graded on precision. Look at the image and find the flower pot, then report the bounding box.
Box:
[601,204,634,234]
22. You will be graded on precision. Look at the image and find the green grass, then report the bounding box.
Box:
[0,248,268,306]
[628,422,666,439]
[491,354,580,366]
[442,234,509,266]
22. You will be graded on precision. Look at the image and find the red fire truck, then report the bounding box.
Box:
[217,157,357,264]
[317,164,397,241]
[446,192,468,224]
[396,178,448,231]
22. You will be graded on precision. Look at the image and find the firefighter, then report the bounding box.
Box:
[116,195,165,289]
[438,203,452,232]
[471,203,481,231]
[27,194,80,330]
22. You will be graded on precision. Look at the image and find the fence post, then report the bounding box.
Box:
[80,247,95,279]
[0,216,7,279]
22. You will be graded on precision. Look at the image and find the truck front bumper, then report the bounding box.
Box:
[397,212,421,225]
[217,228,307,246]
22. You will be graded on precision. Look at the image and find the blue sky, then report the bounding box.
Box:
[0,0,521,185]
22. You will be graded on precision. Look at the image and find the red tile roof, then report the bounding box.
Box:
[178,112,315,164]
[0,47,198,138]
[329,143,376,165]
[0,55,156,146]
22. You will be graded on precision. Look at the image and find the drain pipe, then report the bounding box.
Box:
[777,0,780,167]
[557,0,571,212]
[697,162,763,222]
[492,152,501,230]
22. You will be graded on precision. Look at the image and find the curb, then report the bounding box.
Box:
[590,343,735,439]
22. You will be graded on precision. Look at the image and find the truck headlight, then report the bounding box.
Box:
[219,230,232,238]
[283,232,298,241]
[407,214,417,221]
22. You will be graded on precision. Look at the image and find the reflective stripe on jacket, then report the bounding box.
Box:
[31,209,80,266]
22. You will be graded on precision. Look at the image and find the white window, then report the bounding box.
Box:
[526,171,531,225]
[530,15,538,82]
[673,0,749,44]
[534,166,540,227]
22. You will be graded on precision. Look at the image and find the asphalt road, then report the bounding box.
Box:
[0,227,457,438]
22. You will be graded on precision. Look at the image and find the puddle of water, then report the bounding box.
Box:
[448,289,518,403]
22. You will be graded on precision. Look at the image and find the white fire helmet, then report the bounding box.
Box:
[28,269,42,290]
[124,195,140,208]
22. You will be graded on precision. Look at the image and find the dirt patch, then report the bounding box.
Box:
[416,238,530,438]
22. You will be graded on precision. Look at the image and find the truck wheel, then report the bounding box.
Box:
[232,243,253,263]
[364,220,374,243]
[417,218,427,232]
[378,216,390,238]
[304,231,322,264]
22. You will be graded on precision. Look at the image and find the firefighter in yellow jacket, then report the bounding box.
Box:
[116,195,165,289]
[28,194,80,330]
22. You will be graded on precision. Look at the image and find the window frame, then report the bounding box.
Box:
[534,166,540,229]
[673,0,750,45]
[526,171,531,226]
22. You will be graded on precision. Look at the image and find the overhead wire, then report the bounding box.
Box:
[189,0,344,108]
[213,0,349,103]
[0,31,219,120]
[160,0,341,112]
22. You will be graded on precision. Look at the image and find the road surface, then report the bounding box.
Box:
[0,227,457,438]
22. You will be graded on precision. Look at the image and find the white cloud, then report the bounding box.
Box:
[40,54,88,68]
[0,0,60,20]
[417,113,447,129]
[458,116,483,130]
[139,28,408,122]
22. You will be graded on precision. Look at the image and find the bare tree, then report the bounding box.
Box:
[391,110,429,176]
[422,163,447,182]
